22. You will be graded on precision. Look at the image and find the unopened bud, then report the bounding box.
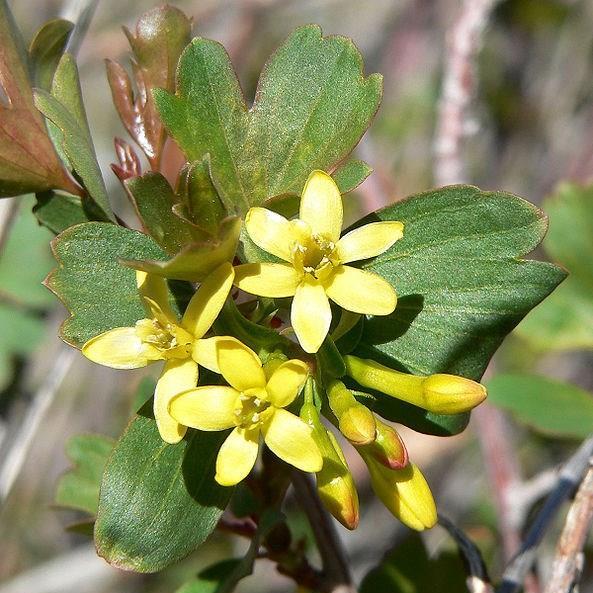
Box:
[328,381,376,445]
[357,417,408,469]
[301,403,359,530]
[344,355,486,414]
[361,452,437,531]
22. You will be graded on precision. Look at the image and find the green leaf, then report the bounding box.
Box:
[28,18,74,91]
[352,388,469,437]
[0,0,76,197]
[332,159,373,194]
[175,560,242,593]
[33,191,92,234]
[360,533,468,593]
[46,222,166,347]
[125,172,194,254]
[34,54,114,221]
[55,433,114,515]
[487,374,593,439]
[356,185,566,382]
[122,217,241,282]
[516,183,593,351]
[154,25,381,215]
[95,411,232,572]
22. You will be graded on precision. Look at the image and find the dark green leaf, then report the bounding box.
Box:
[357,185,566,381]
[46,222,166,347]
[33,191,92,234]
[316,335,346,379]
[28,19,73,90]
[125,172,194,254]
[487,373,593,438]
[517,183,593,351]
[351,387,469,437]
[360,533,468,593]
[34,54,114,220]
[55,433,114,514]
[154,25,381,215]
[175,560,242,593]
[95,412,232,572]
[0,0,76,197]
[122,217,241,282]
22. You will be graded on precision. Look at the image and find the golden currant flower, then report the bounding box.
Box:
[82,263,234,444]
[234,170,403,353]
[168,338,322,486]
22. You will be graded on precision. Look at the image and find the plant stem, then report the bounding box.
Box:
[291,470,356,593]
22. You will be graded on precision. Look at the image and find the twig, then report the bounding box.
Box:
[434,0,501,186]
[0,347,76,503]
[0,198,18,255]
[438,514,493,593]
[291,470,355,593]
[543,463,593,593]
[497,435,593,593]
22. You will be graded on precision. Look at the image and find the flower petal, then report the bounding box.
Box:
[216,337,266,391]
[154,358,198,444]
[337,221,404,264]
[263,408,322,473]
[168,386,238,430]
[245,207,294,262]
[234,263,301,297]
[215,427,260,486]
[136,271,176,321]
[299,170,343,242]
[82,327,152,369]
[266,360,309,408]
[291,277,331,353]
[326,266,396,315]
[192,336,222,373]
[182,262,234,338]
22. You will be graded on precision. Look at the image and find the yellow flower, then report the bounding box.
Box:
[82,263,235,444]
[168,338,322,486]
[234,170,403,353]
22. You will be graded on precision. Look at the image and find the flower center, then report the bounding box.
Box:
[233,388,272,429]
[293,234,338,281]
[135,318,191,358]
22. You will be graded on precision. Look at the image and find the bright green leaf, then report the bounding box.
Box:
[46,222,167,347]
[154,25,381,215]
[95,411,232,573]
[332,159,373,194]
[34,54,114,221]
[33,191,91,234]
[55,433,114,515]
[487,373,593,438]
[175,560,242,593]
[517,183,593,351]
[356,185,566,383]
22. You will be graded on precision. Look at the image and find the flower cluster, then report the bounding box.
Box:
[82,170,487,530]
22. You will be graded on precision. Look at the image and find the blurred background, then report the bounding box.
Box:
[1,0,592,591]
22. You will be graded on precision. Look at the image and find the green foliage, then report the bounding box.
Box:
[175,560,243,593]
[33,191,91,234]
[28,18,73,90]
[487,374,593,438]
[95,410,232,572]
[34,54,114,221]
[154,25,382,215]
[46,222,166,347]
[0,197,53,389]
[360,533,468,593]
[55,433,114,515]
[0,0,75,197]
[355,185,566,381]
[517,182,593,350]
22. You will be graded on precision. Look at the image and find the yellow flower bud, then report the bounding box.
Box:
[301,403,359,530]
[357,417,408,469]
[361,452,437,531]
[328,380,376,445]
[344,355,486,414]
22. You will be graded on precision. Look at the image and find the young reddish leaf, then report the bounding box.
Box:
[0,0,79,197]
[111,137,142,182]
[106,6,192,170]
